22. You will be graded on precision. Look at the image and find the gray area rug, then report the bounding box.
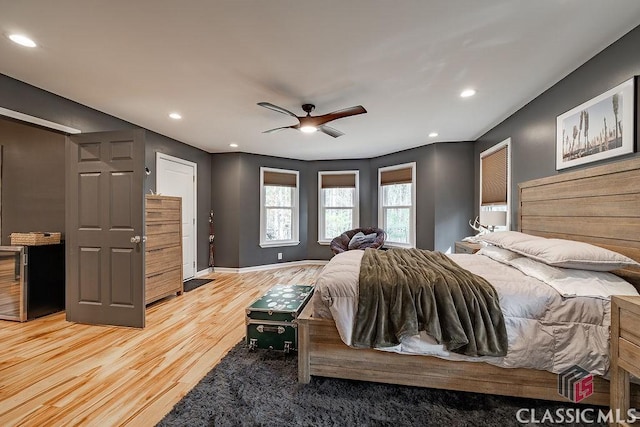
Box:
[158,342,607,426]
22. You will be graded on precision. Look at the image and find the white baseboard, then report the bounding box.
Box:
[213,259,328,274]
[195,267,214,277]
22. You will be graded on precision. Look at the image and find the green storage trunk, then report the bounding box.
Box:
[245,284,314,353]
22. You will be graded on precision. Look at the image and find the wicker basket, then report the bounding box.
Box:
[10,232,61,246]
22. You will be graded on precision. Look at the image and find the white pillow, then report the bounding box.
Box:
[477,246,521,265]
[508,257,638,299]
[478,231,543,248]
[508,238,639,272]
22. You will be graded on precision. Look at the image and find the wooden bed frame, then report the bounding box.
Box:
[298,156,640,406]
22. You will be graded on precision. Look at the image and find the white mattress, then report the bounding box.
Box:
[311,249,635,375]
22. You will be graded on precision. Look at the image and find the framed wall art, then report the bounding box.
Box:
[556,77,635,170]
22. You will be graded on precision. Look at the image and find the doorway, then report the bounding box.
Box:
[156,153,197,280]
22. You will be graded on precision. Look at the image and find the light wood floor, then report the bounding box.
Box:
[0,265,323,427]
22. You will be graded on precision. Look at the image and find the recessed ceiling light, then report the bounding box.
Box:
[169,112,182,120]
[229,143,238,148]
[460,89,476,98]
[428,132,438,138]
[8,34,37,48]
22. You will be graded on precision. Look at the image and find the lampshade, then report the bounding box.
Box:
[479,210,507,227]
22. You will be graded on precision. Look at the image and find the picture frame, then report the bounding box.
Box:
[556,77,635,170]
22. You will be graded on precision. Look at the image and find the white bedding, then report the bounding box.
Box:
[312,249,639,375]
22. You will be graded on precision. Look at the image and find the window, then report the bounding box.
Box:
[378,162,416,248]
[260,167,299,247]
[479,138,511,230]
[318,171,359,243]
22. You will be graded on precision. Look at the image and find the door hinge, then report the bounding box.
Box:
[193,261,195,268]
[193,218,195,225]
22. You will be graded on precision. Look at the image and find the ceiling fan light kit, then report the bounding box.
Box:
[258,102,367,138]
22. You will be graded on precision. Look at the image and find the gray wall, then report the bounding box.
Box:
[475,25,640,227]
[433,143,476,252]
[369,142,475,252]
[0,73,212,272]
[211,153,309,268]
[0,75,127,133]
[0,118,66,245]
[210,153,242,268]
[369,144,436,250]
[211,141,475,268]
[238,154,309,268]
[306,159,372,260]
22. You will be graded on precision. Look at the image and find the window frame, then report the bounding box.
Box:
[479,138,511,230]
[259,166,300,248]
[378,162,416,248]
[317,170,360,245]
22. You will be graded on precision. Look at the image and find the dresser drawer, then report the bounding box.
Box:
[620,308,640,347]
[611,295,640,424]
[618,307,640,379]
[146,195,181,210]
[146,222,181,236]
[146,232,181,251]
[146,208,181,223]
[618,338,640,378]
[146,268,182,304]
[146,245,182,276]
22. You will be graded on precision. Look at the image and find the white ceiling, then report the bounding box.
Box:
[1,1,639,161]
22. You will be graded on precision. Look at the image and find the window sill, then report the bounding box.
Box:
[317,240,331,245]
[383,242,414,249]
[259,241,300,248]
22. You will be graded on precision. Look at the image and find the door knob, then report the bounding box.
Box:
[130,236,141,244]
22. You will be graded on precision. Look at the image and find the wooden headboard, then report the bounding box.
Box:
[518,156,640,287]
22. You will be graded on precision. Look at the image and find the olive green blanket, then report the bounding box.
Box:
[352,248,508,356]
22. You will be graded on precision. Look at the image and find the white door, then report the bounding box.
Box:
[156,153,197,280]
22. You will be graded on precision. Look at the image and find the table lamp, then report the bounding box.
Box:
[479,210,507,232]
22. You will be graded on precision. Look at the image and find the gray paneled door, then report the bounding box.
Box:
[65,130,145,327]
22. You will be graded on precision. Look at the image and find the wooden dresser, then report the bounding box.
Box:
[611,295,640,425]
[145,195,183,304]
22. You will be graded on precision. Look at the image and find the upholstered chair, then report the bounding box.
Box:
[330,227,386,255]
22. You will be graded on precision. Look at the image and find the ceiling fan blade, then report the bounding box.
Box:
[313,105,367,126]
[257,102,298,117]
[318,125,344,138]
[262,125,298,134]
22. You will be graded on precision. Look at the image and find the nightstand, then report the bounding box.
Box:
[454,241,482,254]
[611,295,640,425]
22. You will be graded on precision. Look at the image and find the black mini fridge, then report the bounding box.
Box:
[0,243,65,321]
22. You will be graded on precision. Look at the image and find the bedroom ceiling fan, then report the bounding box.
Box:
[258,102,367,138]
